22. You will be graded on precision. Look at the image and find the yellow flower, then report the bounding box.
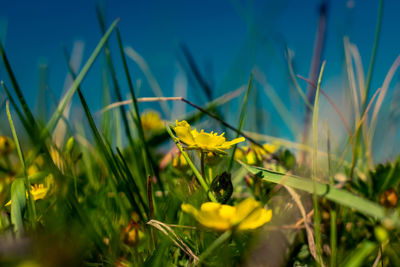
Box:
[5,176,53,206]
[141,110,164,131]
[234,143,279,165]
[173,120,245,154]
[29,184,49,200]
[5,184,49,207]
[181,198,272,231]
[0,136,14,156]
[172,153,188,169]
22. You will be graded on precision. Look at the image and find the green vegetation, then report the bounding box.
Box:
[1,4,400,266]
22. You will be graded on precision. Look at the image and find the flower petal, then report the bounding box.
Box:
[174,121,196,146]
[237,208,272,230]
[219,137,245,150]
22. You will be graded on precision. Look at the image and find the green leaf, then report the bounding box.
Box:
[342,241,376,267]
[10,178,26,236]
[240,163,400,227]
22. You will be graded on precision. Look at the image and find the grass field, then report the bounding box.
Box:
[1,2,400,266]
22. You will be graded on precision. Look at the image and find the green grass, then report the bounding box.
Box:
[1,3,400,266]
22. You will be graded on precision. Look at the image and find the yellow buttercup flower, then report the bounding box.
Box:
[181,198,272,231]
[5,184,49,207]
[0,136,14,156]
[173,120,245,154]
[5,176,53,207]
[141,110,164,131]
[235,142,279,165]
[29,184,49,200]
[172,153,188,169]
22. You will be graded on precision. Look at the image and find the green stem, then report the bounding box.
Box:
[6,101,36,227]
[363,0,384,108]
[166,126,217,202]
[198,230,232,264]
[357,0,384,170]
[228,75,253,172]
[327,122,337,267]
[200,151,205,180]
[312,61,326,266]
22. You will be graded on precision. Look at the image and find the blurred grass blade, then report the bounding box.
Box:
[285,46,313,110]
[362,0,384,109]
[344,37,361,123]
[95,11,136,151]
[6,101,36,229]
[46,18,119,133]
[180,44,212,102]
[240,163,400,227]
[343,241,376,267]
[1,81,30,132]
[253,67,300,136]
[0,42,36,129]
[9,178,26,236]
[125,46,171,117]
[228,74,252,171]
[368,54,400,140]
[311,60,326,265]
[116,29,153,177]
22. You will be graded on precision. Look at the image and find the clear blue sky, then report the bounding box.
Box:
[1,0,399,141]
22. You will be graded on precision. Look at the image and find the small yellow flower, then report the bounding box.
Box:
[173,120,245,154]
[181,198,272,231]
[29,184,49,200]
[5,176,53,206]
[235,143,279,165]
[5,184,49,207]
[141,110,164,131]
[0,136,14,156]
[172,153,188,169]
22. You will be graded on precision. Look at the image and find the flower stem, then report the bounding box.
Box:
[198,230,232,264]
[200,151,205,180]
[166,126,217,202]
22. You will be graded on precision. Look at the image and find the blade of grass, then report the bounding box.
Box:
[166,125,217,202]
[115,27,165,197]
[296,75,352,136]
[180,44,213,102]
[228,74,252,172]
[240,163,400,227]
[9,178,25,236]
[46,18,119,133]
[197,230,232,264]
[253,67,300,136]
[6,101,36,229]
[0,42,36,129]
[362,0,384,110]
[1,81,30,132]
[285,46,314,110]
[300,3,328,164]
[344,37,361,123]
[342,241,376,267]
[95,11,136,152]
[368,54,400,143]
[311,60,326,265]
[124,46,171,117]
[327,121,337,267]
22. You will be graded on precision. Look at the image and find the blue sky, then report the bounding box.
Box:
[1,0,399,144]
